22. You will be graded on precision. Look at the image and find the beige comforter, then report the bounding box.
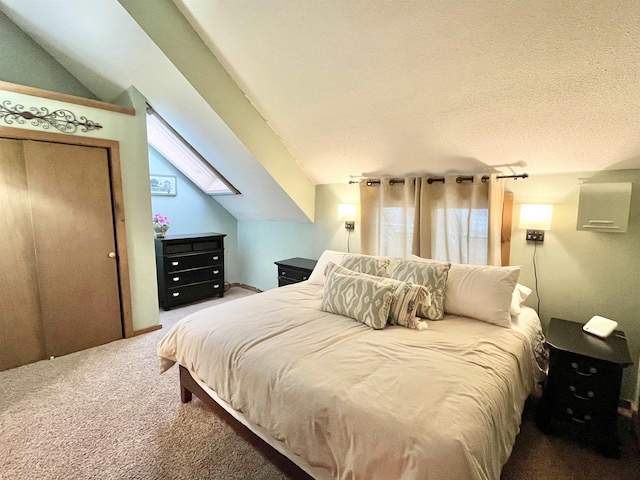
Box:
[158,282,545,480]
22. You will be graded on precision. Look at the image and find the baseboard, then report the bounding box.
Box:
[229,282,262,293]
[133,324,162,336]
[618,399,634,418]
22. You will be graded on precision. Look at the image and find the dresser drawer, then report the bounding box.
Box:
[166,281,223,307]
[166,252,223,272]
[165,266,223,287]
[164,238,224,255]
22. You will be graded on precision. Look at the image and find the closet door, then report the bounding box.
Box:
[0,139,46,370]
[24,141,123,357]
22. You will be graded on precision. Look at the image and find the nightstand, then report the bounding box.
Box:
[536,317,633,457]
[274,258,317,287]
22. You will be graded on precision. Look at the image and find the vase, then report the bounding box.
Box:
[154,225,169,238]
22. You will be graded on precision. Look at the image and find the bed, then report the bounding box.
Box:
[157,252,547,480]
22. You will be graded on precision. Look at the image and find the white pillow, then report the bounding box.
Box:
[444,263,521,328]
[510,283,532,316]
[307,250,349,285]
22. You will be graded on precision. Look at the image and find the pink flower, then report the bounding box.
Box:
[153,213,170,225]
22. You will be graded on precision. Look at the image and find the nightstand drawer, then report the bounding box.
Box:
[165,266,223,287]
[278,267,311,282]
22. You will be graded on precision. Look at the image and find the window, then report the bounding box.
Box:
[146,107,238,196]
[432,208,488,264]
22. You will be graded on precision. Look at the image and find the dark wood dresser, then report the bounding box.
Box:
[536,317,633,457]
[274,257,317,287]
[155,233,226,310]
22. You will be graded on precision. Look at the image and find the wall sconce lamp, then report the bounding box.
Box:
[337,203,357,230]
[519,204,553,242]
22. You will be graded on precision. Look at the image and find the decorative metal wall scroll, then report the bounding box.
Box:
[0,100,102,133]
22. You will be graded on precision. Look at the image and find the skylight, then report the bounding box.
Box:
[146,107,239,196]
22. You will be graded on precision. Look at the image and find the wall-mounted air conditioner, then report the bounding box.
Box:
[576,182,632,233]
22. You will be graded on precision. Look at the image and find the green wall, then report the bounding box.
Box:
[149,147,239,283]
[238,174,639,401]
[0,11,96,98]
[238,183,360,290]
[508,170,640,400]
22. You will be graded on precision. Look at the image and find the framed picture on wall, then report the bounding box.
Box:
[150,174,177,196]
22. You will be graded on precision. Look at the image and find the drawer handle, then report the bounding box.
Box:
[571,362,597,376]
[214,284,220,289]
[213,256,219,260]
[302,276,308,280]
[282,271,287,276]
[566,408,592,423]
[172,292,180,297]
[568,385,594,400]
[173,277,180,282]
[172,261,179,266]
[213,270,220,274]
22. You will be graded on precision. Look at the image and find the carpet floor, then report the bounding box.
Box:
[1,286,638,480]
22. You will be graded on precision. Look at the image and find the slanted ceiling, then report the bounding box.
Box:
[2,0,640,218]
[175,0,640,182]
[0,0,314,222]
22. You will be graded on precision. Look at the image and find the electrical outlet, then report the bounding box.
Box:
[526,229,545,242]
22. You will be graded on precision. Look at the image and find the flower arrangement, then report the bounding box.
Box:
[153,213,170,238]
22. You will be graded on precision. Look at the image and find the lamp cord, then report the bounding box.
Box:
[533,240,540,315]
[347,229,351,253]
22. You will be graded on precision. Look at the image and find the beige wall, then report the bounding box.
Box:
[508,170,640,401]
[0,87,159,332]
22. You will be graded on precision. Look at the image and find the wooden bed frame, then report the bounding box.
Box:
[179,365,313,479]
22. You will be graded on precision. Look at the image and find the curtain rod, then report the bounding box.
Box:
[349,173,528,185]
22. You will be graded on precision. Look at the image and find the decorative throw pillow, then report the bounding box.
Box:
[321,272,394,330]
[510,283,532,316]
[325,262,430,330]
[340,253,397,278]
[444,263,521,328]
[393,257,451,320]
[307,250,348,285]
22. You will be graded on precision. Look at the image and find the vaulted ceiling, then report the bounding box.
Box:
[2,0,639,221]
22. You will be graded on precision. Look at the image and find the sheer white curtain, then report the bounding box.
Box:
[360,178,415,258]
[361,174,504,265]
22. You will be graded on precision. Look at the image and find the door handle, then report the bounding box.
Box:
[108,252,116,258]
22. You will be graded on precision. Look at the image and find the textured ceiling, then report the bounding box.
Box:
[176,0,640,184]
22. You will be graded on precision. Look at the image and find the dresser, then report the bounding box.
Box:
[274,257,317,287]
[155,233,226,310]
[536,317,633,457]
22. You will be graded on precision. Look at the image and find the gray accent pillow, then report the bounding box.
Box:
[391,258,451,320]
[321,272,394,330]
[340,254,396,277]
[325,262,430,330]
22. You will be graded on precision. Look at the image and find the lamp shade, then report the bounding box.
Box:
[519,204,553,230]
[337,203,357,221]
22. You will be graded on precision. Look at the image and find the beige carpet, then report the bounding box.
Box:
[1,286,638,480]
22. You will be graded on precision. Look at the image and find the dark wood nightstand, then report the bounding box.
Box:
[536,317,633,457]
[274,258,317,287]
